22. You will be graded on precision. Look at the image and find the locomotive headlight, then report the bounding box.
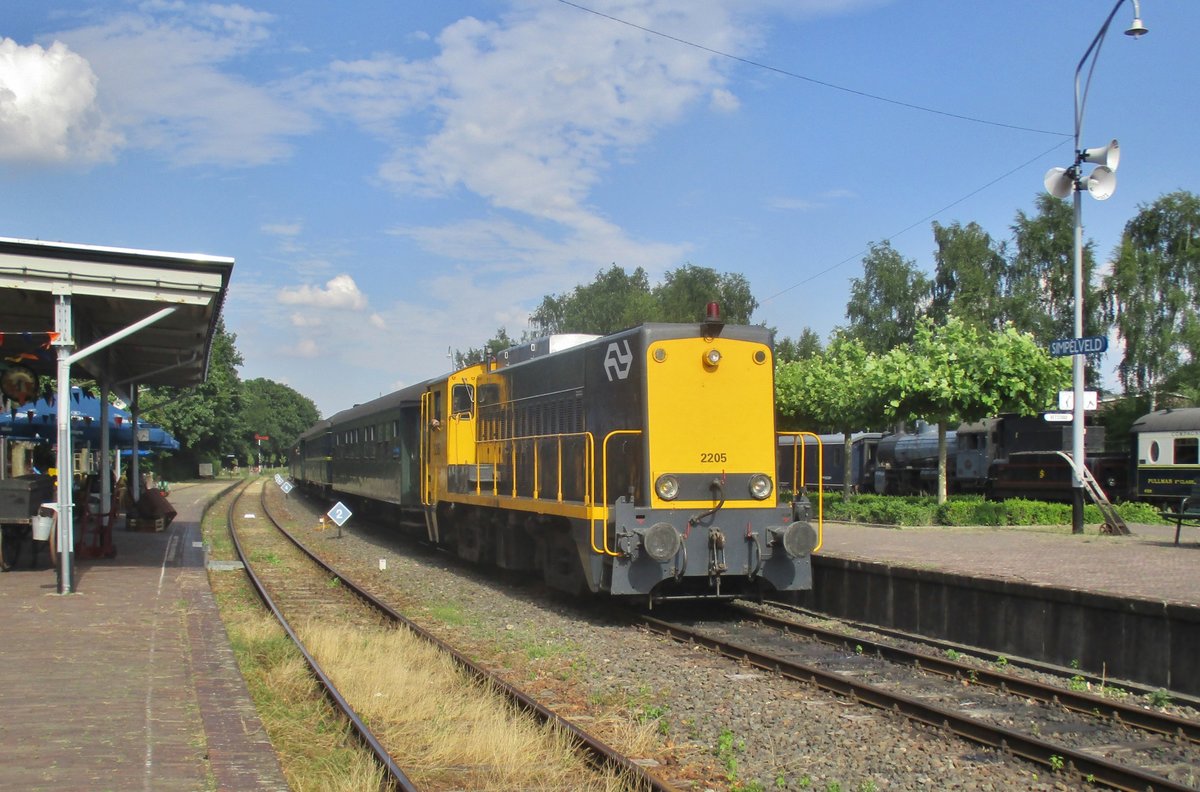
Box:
[703,348,721,368]
[655,474,680,501]
[748,473,773,500]
[642,522,681,563]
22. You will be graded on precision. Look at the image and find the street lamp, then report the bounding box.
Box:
[1044,0,1147,534]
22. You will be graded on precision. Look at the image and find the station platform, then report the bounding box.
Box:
[0,479,287,791]
[818,519,1200,607]
[809,519,1200,696]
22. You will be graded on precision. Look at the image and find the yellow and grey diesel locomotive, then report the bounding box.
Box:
[291,306,819,602]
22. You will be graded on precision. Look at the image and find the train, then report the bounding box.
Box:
[780,408,1200,504]
[291,306,819,603]
[1130,407,1200,505]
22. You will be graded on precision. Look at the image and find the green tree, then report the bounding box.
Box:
[844,241,930,354]
[929,221,1008,330]
[140,318,245,471]
[879,317,1069,502]
[1104,191,1200,403]
[775,328,823,365]
[1008,194,1104,344]
[776,335,886,499]
[241,378,320,465]
[652,263,758,324]
[530,265,656,334]
[454,327,524,369]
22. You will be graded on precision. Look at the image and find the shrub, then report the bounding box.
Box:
[1003,498,1064,525]
[806,491,1172,528]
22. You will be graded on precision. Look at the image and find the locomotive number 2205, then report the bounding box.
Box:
[700,452,727,463]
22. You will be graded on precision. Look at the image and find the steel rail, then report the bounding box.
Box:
[732,602,1200,744]
[763,598,1200,710]
[639,613,1194,792]
[225,481,420,791]
[258,485,676,792]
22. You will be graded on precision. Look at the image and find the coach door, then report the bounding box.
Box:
[420,386,444,542]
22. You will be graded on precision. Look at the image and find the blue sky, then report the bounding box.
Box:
[2,1,1195,418]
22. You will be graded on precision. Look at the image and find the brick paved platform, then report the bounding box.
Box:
[0,480,287,792]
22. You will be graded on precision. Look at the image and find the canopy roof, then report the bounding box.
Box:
[0,236,233,392]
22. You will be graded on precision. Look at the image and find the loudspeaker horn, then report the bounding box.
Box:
[1081,139,1120,170]
[1044,167,1074,199]
[1086,166,1117,200]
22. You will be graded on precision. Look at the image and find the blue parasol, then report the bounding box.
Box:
[0,386,178,450]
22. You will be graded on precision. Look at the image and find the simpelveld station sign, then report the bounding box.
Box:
[1049,335,1108,357]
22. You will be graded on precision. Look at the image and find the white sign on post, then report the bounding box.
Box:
[327,502,352,526]
[1058,391,1098,411]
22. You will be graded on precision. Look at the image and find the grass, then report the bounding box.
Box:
[207,481,646,791]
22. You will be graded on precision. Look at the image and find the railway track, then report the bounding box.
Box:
[228,478,673,791]
[743,600,1200,740]
[638,605,1200,791]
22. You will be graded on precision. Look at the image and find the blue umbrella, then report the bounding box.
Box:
[0,387,178,450]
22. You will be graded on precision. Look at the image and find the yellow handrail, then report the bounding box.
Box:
[598,430,642,557]
[778,431,824,553]
[424,391,439,506]
[468,431,601,546]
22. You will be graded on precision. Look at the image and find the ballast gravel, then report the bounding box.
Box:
[267,489,1089,791]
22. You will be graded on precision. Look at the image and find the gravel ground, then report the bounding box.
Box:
[267,487,1091,791]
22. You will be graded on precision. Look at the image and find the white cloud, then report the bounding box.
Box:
[304,2,756,245]
[45,3,311,167]
[709,87,739,113]
[262,222,302,237]
[278,274,368,310]
[289,311,322,328]
[0,37,122,164]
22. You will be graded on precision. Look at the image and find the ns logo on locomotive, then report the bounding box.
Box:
[290,303,819,603]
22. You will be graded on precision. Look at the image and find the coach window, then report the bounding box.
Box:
[1176,437,1198,466]
[451,383,474,418]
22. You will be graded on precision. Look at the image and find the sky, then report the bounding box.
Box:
[2,0,1196,419]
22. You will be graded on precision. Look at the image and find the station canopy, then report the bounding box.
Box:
[0,236,233,394]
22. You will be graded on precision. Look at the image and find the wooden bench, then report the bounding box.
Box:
[1159,483,1200,546]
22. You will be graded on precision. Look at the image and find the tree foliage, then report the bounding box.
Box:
[775,328,823,365]
[775,335,888,498]
[241,378,320,464]
[454,327,524,369]
[529,263,756,336]
[1104,190,1200,402]
[530,265,657,335]
[928,221,1008,330]
[141,318,244,469]
[652,264,758,324]
[1008,193,1103,344]
[844,241,930,354]
[879,317,1070,502]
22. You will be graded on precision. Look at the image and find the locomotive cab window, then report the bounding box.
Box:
[451,383,474,417]
[451,384,472,417]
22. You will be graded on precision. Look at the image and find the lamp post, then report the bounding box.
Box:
[1044,0,1147,534]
